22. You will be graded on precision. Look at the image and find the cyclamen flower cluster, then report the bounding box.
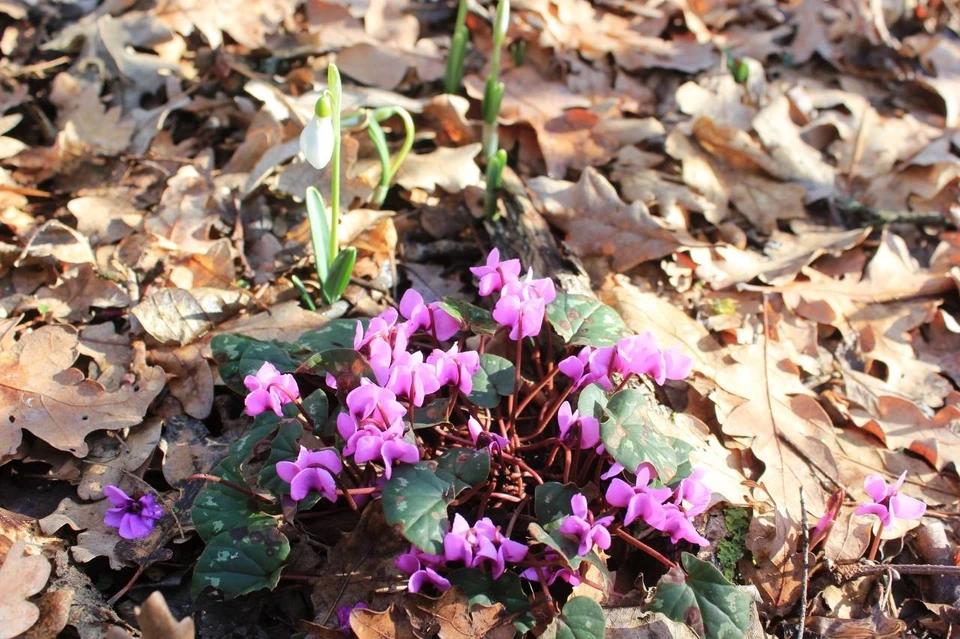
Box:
[471,249,556,340]
[605,464,711,547]
[559,334,693,391]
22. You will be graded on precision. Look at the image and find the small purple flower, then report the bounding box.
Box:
[557,402,600,450]
[671,468,711,517]
[103,486,163,539]
[443,514,528,579]
[492,271,556,340]
[470,248,522,297]
[428,344,480,395]
[336,602,368,630]
[396,546,450,593]
[659,504,710,546]
[604,464,672,528]
[520,550,582,586]
[384,350,442,408]
[855,471,926,527]
[399,289,462,341]
[468,417,510,453]
[341,421,419,479]
[243,362,299,417]
[336,380,407,440]
[276,446,342,502]
[559,494,614,556]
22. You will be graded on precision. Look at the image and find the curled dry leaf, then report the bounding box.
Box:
[159,415,230,487]
[407,588,513,639]
[35,264,130,322]
[0,540,52,639]
[0,325,165,460]
[39,498,135,570]
[15,220,95,267]
[105,591,195,639]
[78,418,163,501]
[157,0,299,49]
[131,287,245,347]
[148,345,215,419]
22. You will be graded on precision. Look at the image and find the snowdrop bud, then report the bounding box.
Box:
[300,96,335,170]
[494,0,510,42]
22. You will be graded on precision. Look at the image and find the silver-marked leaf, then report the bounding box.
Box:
[257,420,303,496]
[192,458,266,542]
[212,334,297,393]
[440,297,499,335]
[436,447,490,493]
[600,390,678,481]
[227,412,282,463]
[301,389,329,434]
[466,353,515,408]
[191,518,290,599]
[577,383,608,422]
[535,482,579,525]
[382,461,456,554]
[647,553,752,639]
[296,319,360,354]
[413,398,450,429]
[547,292,630,347]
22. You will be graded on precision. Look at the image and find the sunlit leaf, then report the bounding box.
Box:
[466,353,515,408]
[382,461,456,554]
[547,292,630,347]
[600,389,678,481]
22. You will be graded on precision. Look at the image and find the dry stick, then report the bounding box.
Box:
[613,527,677,570]
[798,488,809,639]
[188,474,274,505]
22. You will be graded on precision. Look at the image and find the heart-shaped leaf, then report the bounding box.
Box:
[466,354,516,409]
[212,335,297,393]
[413,398,450,429]
[191,518,290,599]
[296,319,360,354]
[647,553,753,639]
[600,390,679,481]
[437,447,490,493]
[192,458,267,542]
[301,389,329,434]
[257,420,303,496]
[382,461,456,554]
[227,412,282,464]
[577,383,608,422]
[547,292,630,347]
[440,298,499,335]
[548,597,605,639]
[535,482,579,525]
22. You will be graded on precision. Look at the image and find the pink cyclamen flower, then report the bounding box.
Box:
[559,494,614,556]
[521,550,581,586]
[385,350,442,408]
[605,464,673,528]
[341,421,419,479]
[600,461,625,481]
[557,402,600,450]
[468,417,510,453]
[443,514,528,579]
[399,289,461,341]
[276,446,343,502]
[659,504,710,546]
[558,346,611,390]
[492,270,556,340]
[243,362,299,417]
[672,468,711,518]
[104,486,163,539]
[428,344,480,395]
[855,471,926,528]
[336,602,368,630]
[470,248,522,297]
[354,307,399,350]
[336,380,407,440]
[396,546,451,593]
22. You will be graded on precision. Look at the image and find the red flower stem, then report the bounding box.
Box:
[867,522,885,561]
[544,442,562,470]
[477,480,496,519]
[545,329,555,383]
[508,337,523,425]
[515,367,561,418]
[337,486,381,495]
[562,444,572,484]
[520,382,574,442]
[276,387,316,430]
[613,374,633,394]
[515,437,560,452]
[187,474,274,505]
[505,496,529,537]
[435,429,543,484]
[530,337,545,380]
[333,474,360,511]
[613,527,677,570]
[491,491,523,503]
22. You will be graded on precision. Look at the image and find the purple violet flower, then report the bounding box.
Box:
[428,344,480,395]
[558,494,614,556]
[443,514,528,579]
[468,417,510,453]
[492,270,556,340]
[103,485,163,539]
[557,402,600,450]
[396,546,450,593]
[243,362,299,417]
[470,248,522,297]
[855,471,926,527]
[399,289,461,341]
[336,602,368,630]
[604,464,672,528]
[275,446,342,502]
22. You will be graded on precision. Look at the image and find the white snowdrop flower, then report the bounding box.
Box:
[300,95,334,170]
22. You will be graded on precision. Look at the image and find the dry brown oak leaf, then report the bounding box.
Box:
[105,591,194,639]
[0,325,165,460]
[0,540,52,639]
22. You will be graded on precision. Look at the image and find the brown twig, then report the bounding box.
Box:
[798,487,809,639]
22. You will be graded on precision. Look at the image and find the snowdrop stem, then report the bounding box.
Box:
[187,474,274,505]
[613,526,677,570]
[373,107,415,180]
[327,63,343,263]
[444,0,469,94]
[867,522,885,561]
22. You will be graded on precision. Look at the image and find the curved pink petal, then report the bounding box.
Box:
[104,507,127,528]
[244,389,272,416]
[855,502,890,525]
[890,494,926,521]
[275,461,301,484]
[290,468,337,502]
[569,494,588,519]
[118,513,155,539]
[104,485,133,508]
[605,478,634,508]
[863,474,889,503]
